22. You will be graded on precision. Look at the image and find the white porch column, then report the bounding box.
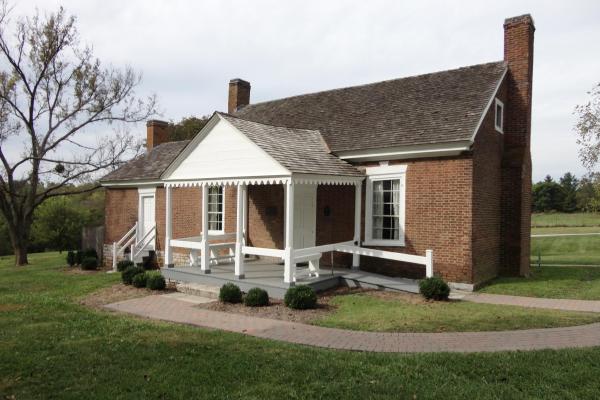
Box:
[164,185,173,268]
[234,184,245,278]
[283,181,295,284]
[352,181,362,269]
[242,183,248,245]
[200,185,210,273]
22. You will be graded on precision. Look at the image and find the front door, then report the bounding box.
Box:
[140,194,156,249]
[293,184,316,249]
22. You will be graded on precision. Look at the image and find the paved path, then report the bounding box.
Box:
[105,295,600,353]
[462,292,600,313]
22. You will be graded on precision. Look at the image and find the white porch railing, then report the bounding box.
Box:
[132,224,156,260]
[112,222,138,271]
[292,241,434,279]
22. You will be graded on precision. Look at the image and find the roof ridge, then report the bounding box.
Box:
[240,60,506,110]
[218,111,322,135]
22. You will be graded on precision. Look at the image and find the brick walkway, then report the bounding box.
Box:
[105,295,600,353]
[462,293,600,313]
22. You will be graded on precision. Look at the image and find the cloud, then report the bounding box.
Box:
[11,0,600,181]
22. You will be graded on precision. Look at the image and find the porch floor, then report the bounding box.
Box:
[161,259,420,299]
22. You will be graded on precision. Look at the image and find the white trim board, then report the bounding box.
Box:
[336,141,472,162]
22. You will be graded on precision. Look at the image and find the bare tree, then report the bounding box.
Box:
[575,83,600,171]
[0,3,156,265]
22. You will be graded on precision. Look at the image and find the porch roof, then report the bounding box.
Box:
[161,113,364,187]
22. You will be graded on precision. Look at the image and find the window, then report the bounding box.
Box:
[207,186,224,233]
[372,179,402,240]
[364,164,406,246]
[495,98,504,133]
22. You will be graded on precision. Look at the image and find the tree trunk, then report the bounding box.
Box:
[13,241,29,266]
[7,220,31,266]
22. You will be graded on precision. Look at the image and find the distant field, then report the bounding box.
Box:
[530,213,600,266]
[532,212,600,227]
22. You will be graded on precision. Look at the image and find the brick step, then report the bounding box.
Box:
[175,282,221,299]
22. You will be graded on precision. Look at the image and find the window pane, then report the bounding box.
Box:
[206,186,224,231]
[371,178,401,241]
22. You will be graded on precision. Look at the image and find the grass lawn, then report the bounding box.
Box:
[4,253,600,398]
[481,266,600,300]
[530,234,600,266]
[532,212,600,227]
[313,292,600,332]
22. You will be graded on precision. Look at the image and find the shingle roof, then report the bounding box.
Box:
[218,113,362,176]
[100,140,189,182]
[234,61,507,152]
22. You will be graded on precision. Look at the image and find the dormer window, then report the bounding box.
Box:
[495,98,504,133]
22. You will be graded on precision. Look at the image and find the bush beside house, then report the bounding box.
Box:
[284,286,317,310]
[419,277,450,300]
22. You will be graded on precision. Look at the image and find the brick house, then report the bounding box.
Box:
[101,15,534,291]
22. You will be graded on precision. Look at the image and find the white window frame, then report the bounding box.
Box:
[494,98,504,133]
[207,185,225,235]
[363,164,407,247]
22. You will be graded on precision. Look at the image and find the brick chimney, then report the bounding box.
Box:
[501,14,535,277]
[228,78,251,113]
[146,120,170,150]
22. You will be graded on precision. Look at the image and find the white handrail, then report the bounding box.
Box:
[112,222,138,271]
[133,224,156,259]
[116,222,137,247]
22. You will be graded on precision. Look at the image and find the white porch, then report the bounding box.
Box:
[158,112,434,288]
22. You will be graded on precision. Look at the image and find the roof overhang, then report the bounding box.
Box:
[335,140,473,162]
[100,179,163,188]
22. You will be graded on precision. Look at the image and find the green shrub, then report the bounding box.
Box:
[117,260,135,272]
[132,273,147,288]
[142,252,158,270]
[146,271,166,290]
[419,277,450,301]
[80,256,98,270]
[244,287,269,307]
[284,285,317,310]
[82,248,98,259]
[66,250,76,267]
[122,266,144,285]
[75,250,83,265]
[219,283,242,303]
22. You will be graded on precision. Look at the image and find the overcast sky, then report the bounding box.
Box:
[14,0,600,182]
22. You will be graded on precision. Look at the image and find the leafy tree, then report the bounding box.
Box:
[0,4,156,265]
[575,83,600,171]
[532,175,563,212]
[169,116,210,141]
[559,172,578,212]
[30,196,85,252]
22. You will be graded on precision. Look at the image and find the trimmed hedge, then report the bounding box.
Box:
[82,248,98,260]
[117,260,135,272]
[419,277,450,301]
[146,271,166,290]
[244,287,269,307]
[66,251,76,267]
[219,283,242,304]
[284,285,317,310]
[75,250,83,265]
[80,256,98,270]
[122,266,144,285]
[132,273,147,288]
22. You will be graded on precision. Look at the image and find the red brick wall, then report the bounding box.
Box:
[471,79,507,284]
[247,184,284,249]
[104,188,138,243]
[316,185,354,267]
[358,157,473,282]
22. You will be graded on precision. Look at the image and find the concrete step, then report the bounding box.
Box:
[175,282,220,299]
